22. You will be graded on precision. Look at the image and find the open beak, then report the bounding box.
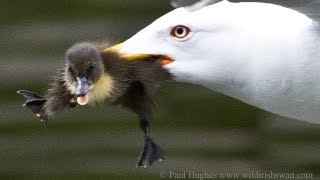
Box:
[105,43,174,66]
[75,76,90,106]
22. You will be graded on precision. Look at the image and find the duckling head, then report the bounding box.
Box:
[65,42,104,105]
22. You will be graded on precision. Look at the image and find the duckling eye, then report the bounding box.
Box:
[87,64,95,73]
[68,66,74,74]
[68,66,76,77]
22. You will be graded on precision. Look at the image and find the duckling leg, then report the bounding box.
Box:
[137,114,165,168]
[118,81,165,167]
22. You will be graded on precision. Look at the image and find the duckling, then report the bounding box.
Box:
[17,42,172,167]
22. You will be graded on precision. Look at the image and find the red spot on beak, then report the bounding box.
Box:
[160,55,174,66]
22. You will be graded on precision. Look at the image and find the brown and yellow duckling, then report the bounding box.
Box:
[17,42,172,167]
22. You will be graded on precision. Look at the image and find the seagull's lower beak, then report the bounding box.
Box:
[105,43,174,66]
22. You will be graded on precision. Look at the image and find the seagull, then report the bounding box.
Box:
[107,0,320,123]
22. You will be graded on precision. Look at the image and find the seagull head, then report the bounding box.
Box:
[107,0,313,85]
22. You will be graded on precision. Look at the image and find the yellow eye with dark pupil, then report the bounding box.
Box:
[170,25,191,39]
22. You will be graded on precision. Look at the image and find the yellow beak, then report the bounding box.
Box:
[104,42,174,66]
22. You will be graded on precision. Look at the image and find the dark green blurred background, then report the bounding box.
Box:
[1,0,319,179]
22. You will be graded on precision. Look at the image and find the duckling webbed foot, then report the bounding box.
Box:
[18,87,77,124]
[17,90,47,121]
[136,116,165,168]
[137,135,165,168]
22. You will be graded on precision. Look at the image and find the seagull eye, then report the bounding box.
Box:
[170,25,191,39]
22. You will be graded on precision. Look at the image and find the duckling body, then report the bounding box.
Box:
[18,42,172,167]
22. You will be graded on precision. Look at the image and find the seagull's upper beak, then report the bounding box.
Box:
[104,42,174,66]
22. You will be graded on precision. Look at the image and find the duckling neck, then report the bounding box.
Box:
[88,73,114,104]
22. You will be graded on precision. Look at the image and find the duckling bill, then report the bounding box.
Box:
[17,42,172,167]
